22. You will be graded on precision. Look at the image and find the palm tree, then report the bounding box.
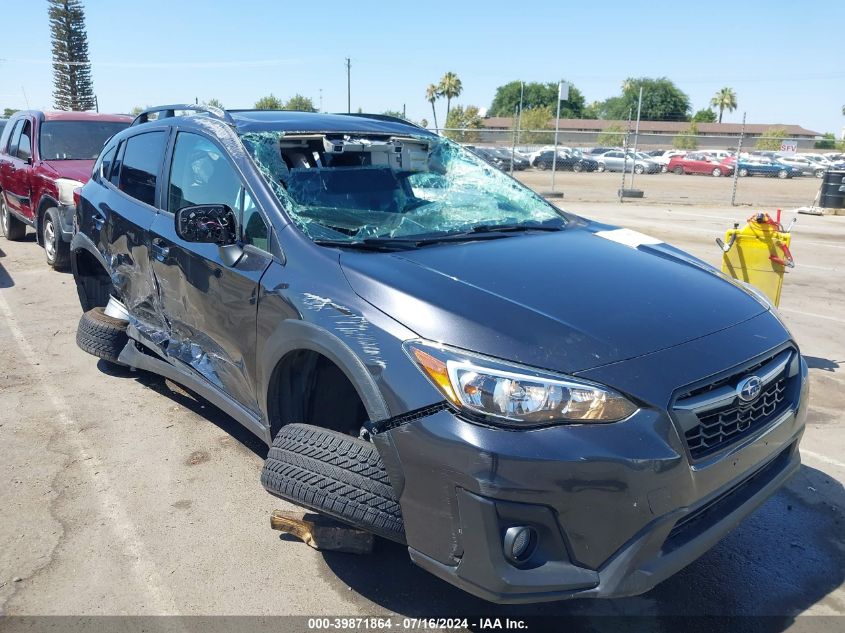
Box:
[710,87,738,123]
[438,72,463,122]
[426,83,440,131]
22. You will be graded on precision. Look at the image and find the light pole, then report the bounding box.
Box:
[549,80,567,197]
[345,58,351,113]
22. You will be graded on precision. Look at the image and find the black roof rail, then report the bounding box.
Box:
[130,104,236,127]
[338,112,428,132]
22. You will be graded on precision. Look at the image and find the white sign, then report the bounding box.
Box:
[558,81,569,102]
[779,139,798,154]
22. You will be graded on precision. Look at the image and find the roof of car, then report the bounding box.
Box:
[13,110,132,123]
[226,110,434,136]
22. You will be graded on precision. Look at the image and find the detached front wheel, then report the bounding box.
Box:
[262,423,405,543]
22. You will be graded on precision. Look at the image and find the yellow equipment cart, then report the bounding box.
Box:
[717,212,795,307]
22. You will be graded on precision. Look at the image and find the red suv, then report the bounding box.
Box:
[0,110,130,268]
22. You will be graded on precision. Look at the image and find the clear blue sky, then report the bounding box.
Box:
[2,0,843,136]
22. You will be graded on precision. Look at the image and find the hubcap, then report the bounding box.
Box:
[45,219,56,259]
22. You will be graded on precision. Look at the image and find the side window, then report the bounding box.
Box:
[17,121,32,161]
[168,132,241,213]
[7,120,24,156]
[241,189,269,252]
[118,132,166,206]
[110,141,125,187]
[96,143,117,182]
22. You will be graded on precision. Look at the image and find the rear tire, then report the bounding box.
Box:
[739,168,749,177]
[711,167,723,177]
[572,162,583,173]
[596,162,606,173]
[76,307,129,364]
[778,169,789,179]
[0,197,27,241]
[634,164,645,175]
[261,423,405,543]
[673,166,684,175]
[536,161,548,171]
[43,207,70,270]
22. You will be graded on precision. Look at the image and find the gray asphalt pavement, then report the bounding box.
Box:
[1,202,843,631]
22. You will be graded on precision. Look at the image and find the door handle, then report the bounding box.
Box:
[151,238,170,261]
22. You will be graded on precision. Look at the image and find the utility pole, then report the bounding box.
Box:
[550,81,567,197]
[345,57,351,113]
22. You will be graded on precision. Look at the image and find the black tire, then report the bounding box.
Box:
[43,207,70,270]
[596,162,606,173]
[634,164,645,175]
[815,169,825,179]
[76,307,129,364]
[572,161,583,173]
[0,197,27,241]
[536,161,548,171]
[739,168,749,177]
[262,423,405,543]
[673,166,684,175]
[711,167,723,177]
[777,169,789,179]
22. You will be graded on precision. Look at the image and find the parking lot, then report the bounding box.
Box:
[1,191,844,629]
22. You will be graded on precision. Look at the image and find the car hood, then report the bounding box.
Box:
[40,160,94,183]
[340,223,768,374]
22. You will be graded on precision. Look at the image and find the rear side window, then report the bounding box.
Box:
[96,143,117,181]
[118,131,166,207]
[110,141,125,187]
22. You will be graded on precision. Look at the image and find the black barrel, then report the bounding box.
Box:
[819,169,845,208]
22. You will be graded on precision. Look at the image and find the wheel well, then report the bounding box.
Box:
[35,197,58,247]
[267,350,369,440]
[71,248,113,311]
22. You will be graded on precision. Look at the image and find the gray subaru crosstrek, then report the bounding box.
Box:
[71,105,808,603]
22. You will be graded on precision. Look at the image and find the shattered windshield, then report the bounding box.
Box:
[241,131,565,244]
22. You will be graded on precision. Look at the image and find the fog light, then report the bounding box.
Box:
[503,526,536,564]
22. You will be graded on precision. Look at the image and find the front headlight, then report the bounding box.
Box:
[403,340,637,427]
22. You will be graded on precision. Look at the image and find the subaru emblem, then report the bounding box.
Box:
[737,376,763,403]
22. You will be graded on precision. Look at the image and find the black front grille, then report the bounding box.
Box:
[672,348,797,461]
[685,378,788,459]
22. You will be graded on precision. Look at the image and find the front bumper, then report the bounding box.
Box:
[57,204,75,242]
[374,341,808,603]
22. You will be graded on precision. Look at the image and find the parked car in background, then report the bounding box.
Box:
[646,149,687,172]
[532,150,598,172]
[723,156,800,178]
[668,152,734,177]
[0,110,131,268]
[473,147,527,171]
[700,150,732,162]
[595,150,660,174]
[775,155,825,178]
[0,119,7,139]
[583,146,618,158]
[489,147,529,170]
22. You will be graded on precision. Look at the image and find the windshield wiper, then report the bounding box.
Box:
[468,220,566,234]
[313,239,410,252]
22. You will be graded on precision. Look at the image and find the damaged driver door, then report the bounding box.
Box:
[148,131,273,415]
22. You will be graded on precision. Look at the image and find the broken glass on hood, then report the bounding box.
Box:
[241,131,567,246]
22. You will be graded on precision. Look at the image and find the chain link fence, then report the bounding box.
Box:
[437,126,832,210]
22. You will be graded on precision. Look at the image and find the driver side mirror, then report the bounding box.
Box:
[175,204,238,246]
